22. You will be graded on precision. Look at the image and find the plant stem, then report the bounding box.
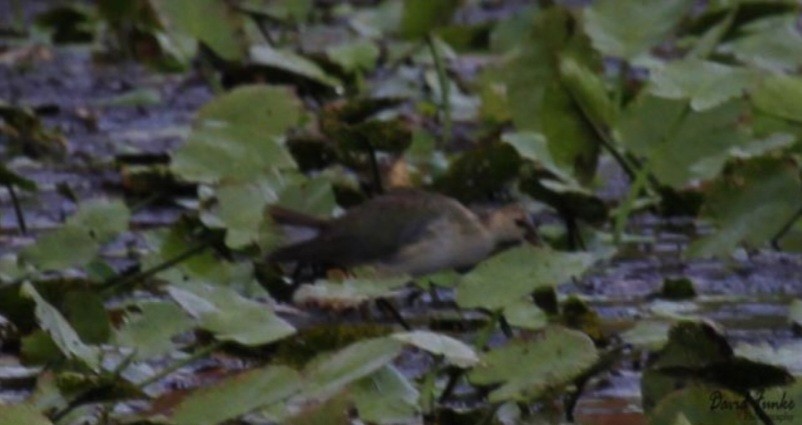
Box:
[771,206,802,250]
[136,341,224,389]
[612,161,651,244]
[426,34,452,147]
[99,240,210,298]
[5,183,27,234]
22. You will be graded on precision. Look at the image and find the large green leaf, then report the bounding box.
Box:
[171,86,301,183]
[350,366,419,424]
[303,337,404,398]
[688,157,802,257]
[171,366,302,425]
[456,246,596,310]
[616,96,749,188]
[392,330,479,368]
[468,327,598,402]
[20,199,129,270]
[151,0,245,61]
[21,283,100,371]
[168,282,295,346]
[751,74,802,124]
[114,301,195,360]
[583,0,693,60]
[250,45,341,89]
[721,14,802,72]
[0,404,53,425]
[649,60,758,111]
[649,384,757,425]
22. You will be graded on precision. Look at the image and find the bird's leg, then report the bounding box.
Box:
[375,297,410,330]
[438,366,464,403]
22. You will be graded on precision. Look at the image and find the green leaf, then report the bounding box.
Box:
[168,282,295,346]
[21,283,100,371]
[751,74,802,124]
[20,199,130,270]
[559,56,616,128]
[63,290,110,344]
[456,246,596,310]
[649,60,758,111]
[303,337,404,398]
[392,330,479,368]
[649,384,757,425]
[400,0,460,39]
[350,366,419,424]
[653,321,732,369]
[171,85,302,183]
[172,366,302,425]
[250,45,341,89]
[114,301,194,360]
[583,0,693,60]
[151,0,245,61]
[721,14,802,72]
[212,177,280,249]
[688,157,802,257]
[0,404,53,425]
[616,96,749,188]
[503,300,549,330]
[326,40,380,74]
[468,327,598,402]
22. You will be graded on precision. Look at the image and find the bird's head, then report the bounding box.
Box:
[482,204,539,247]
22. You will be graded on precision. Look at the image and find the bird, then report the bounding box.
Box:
[267,189,536,277]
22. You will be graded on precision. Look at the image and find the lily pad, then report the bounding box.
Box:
[751,74,802,124]
[114,300,195,360]
[250,45,341,89]
[168,282,295,346]
[171,85,302,184]
[649,60,758,111]
[583,0,693,61]
[351,366,419,424]
[392,330,479,368]
[456,246,596,310]
[400,0,460,39]
[151,0,245,61]
[20,199,129,271]
[303,337,404,398]
[20,283,100,371]
[468,327,598,402]
[0,404,53,425]
[688,157,802,257]
[720,14,802,72]
[171,366,302,425]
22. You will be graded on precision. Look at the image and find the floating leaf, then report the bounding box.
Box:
[583,0,693,60]
[616,96,749,188]
[649,384,755,425]
[653,320,732,370]
[720,14,802,72]
[751,74,802,124]
[649,60,758,111]
[303,337,404,398]
[468,327,597,402]
[171,85,301,183]
[250,45,341,89]
[20,199,129,270]
[351,366,419,424]
[456,246,596,310]
[503,300,549,330]
[151,0,245,61]
[688,157,802,257]
[21,283,100,371]
[326,40,380,74]
[392,330,479,368]
[621,321,671,351]
[168,282,295,346]
[114,301,194,360]
[172,366,302,425]
[0,404,53,425]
